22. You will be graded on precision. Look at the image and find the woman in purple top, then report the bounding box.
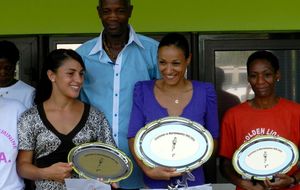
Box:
[128,33,219,189]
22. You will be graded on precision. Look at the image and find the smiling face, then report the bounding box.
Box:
[98,0,132,37]
[158,45,191,86]
[48,58,85,99]
[247,59,280,98]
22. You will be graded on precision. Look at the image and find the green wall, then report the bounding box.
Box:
[1,0,300,35]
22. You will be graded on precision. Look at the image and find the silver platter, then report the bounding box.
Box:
[68,142,132,183]
[134,116,214,172]
[232,135,298,180]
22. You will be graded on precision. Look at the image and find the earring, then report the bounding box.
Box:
[277,79,280,82]
[51,79,55,82]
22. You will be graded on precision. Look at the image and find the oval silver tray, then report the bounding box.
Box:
[232,135,298,180]
[68,142,132,183]
[134,116,214,172]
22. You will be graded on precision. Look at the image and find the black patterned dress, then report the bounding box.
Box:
[18,103,116,190]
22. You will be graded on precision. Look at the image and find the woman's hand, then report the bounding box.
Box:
[43,162,73,182]
[264,174,294,189]
[128,138,181,181]
[144,166,182,180]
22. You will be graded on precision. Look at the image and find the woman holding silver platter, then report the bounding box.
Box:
[16,49,116,190]
[219,50,300,190]
[128,33,219,189]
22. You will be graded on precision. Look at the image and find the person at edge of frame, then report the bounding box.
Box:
[0,40,35,109]
[219,50,300,190]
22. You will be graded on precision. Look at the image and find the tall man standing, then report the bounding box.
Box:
[76,0,160,189]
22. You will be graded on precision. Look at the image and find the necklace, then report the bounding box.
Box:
[103,39,118,60]
[103,37,127,61]
[154,82,193,105]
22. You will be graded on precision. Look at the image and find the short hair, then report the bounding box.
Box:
[0,40,20,65]
[35,49,85,104]
[246,50,280,75]
[158,33,190,59]
[99,0,131,7]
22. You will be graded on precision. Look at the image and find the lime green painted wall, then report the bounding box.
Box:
[1,0,300,35]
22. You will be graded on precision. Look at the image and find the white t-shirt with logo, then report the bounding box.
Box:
[0,98,26,190]
[0,80,35,109]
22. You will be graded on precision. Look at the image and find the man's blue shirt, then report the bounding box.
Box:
[77,25,160,189]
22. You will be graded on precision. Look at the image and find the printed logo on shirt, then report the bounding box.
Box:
[244,128,279,142]
[0,129,17,149]
[0,152,11,163]
[0,129,17,164]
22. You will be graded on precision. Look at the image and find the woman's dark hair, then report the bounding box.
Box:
[158,33,190,58]
[35,49,85,104]
[246,50,280,75]
[0,40,20,65]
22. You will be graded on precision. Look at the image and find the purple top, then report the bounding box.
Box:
[128,80,219,188]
